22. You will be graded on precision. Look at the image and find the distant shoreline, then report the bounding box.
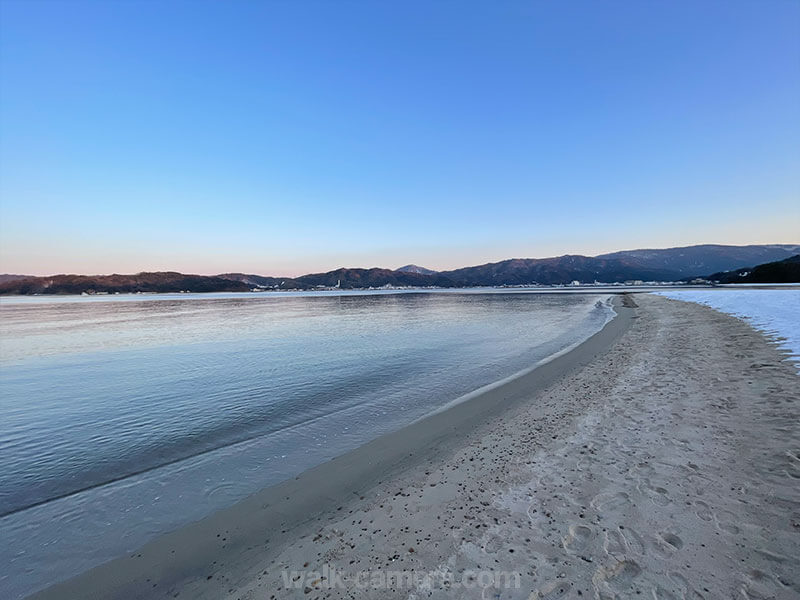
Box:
[2,283,799,304]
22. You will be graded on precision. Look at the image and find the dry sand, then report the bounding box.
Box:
[32,294,799,599]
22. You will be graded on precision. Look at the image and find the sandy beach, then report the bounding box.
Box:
[31,293,800,599]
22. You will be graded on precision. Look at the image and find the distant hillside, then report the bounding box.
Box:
[293,268,456,289]
[217,273,298,288]
[441,255,680,286]
[707,255,800,284]
[596,244,800,278]
[395,264,438,275]
[0,272,250,295]
[0,274,33,284]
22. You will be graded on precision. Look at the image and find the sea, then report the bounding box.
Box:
[0,289,614,598]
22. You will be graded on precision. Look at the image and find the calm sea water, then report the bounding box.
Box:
[0,290,613,598]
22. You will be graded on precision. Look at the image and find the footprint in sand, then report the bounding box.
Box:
[714,509,741,534]
[653,531,684,558]
[717,520,740,535]
[603,530,627,558]
[592,559,642,596]
[632,461,655,478]
[602,526,646,560]
[481,532,509,555]
[619,526,646,555]
[649,491,672,506]
[562,524,593,554]
[652,585,682,600]
[638,481,671,506]
[693,500,714,522]
[668,571,703,598]
[575,456,595,472]
[591,491,630,513]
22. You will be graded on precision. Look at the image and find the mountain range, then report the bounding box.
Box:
[1,244,798,294]
[0,272,251,295]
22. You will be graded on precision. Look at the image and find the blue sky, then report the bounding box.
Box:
[1,1,798,276]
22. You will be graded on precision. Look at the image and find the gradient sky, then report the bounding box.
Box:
[1,1,798,276]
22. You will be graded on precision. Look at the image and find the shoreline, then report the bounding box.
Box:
[29,296,636,599]
[4,284,774,304]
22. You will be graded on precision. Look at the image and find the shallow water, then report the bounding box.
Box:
[0,290,613,598]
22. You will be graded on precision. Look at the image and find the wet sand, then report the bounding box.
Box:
[31,294,800,599]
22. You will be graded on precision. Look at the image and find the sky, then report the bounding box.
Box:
[0,1,798,276]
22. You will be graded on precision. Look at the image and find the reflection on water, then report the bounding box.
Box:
[0,290,612,598]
